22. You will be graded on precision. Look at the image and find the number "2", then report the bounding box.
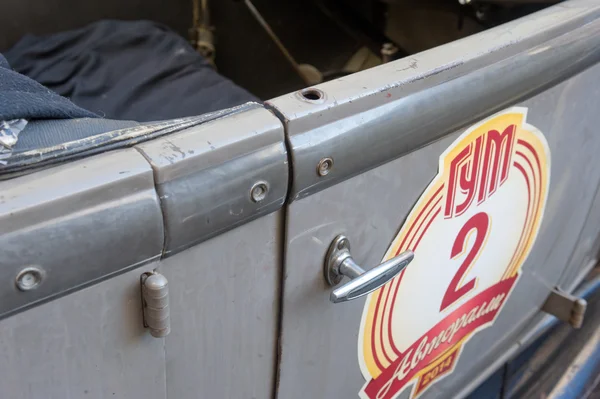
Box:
[440,212,490,312]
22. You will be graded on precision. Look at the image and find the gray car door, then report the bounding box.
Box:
[0,105,287,399]
[268,2,600,398]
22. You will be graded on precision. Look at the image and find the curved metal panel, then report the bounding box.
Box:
[274,62,600,399]
[135,107,288,255]
[160,212,282,399]
[267,1,600,200]
[0,149,164,319]
[0,263,165,399]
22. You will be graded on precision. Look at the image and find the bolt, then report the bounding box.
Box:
[381,43,399,63]
[317,157,333,177]
[16,267,45,291]
[250,181,269,203]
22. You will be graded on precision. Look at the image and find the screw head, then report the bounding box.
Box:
[250,181,269,203]
[16,267,45,291]
[317,157,333,177]
[337,239,348,250]
[381,43,398,56]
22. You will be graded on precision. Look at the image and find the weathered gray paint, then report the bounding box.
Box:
[267,0,600,200]
[455,272,600,398]
[136,107,288,255]
[0,3,598,399]
[0,263,165,399]
[557,183,600,291]
[0,104,285,399]
[276,52,600,399]
[0,148,164,319]
[0,209,282,399]
[161,212,282,399]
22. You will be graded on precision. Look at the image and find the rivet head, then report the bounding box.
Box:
[250,181,269,203]
[317,157,333,177]
[16,267,45,291]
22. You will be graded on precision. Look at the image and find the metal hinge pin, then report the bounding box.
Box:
[141,271,171,337]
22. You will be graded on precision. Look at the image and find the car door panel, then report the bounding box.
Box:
[268,3,600,398]
[0,2,599,398]
[0,149,164,319]
[0,106,287,399]
[0,263,164,399]
[0,147,165,398]
[556,185,600,292]
[160,212,282,399]
[134,106,287,399]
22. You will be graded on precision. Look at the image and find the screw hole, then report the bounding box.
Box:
[301,88,324,102]
[317,157,333,177]
[250,181,269,203]
[16,266,45,291]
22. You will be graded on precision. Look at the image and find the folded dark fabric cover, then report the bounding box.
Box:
[5,20,259,122]
[0,54,97,121]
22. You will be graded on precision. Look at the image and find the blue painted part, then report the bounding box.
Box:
[577,277,600,302]
[504,331,552,396]
[551,331,600,399]
[470,275,600,398]
[465,366,504,399]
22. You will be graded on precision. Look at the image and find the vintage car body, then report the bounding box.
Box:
[0,1,599,398]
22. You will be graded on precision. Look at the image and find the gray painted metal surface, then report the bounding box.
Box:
[136,107,288,255]
[558,185,600,291]
[276,65,600,399]
[0,106,285,398]
[0,263,165,399]
[0,2,599,399]
[267,0,600,200]
[274,1,600,396]
[455,272,600,398]
[161,212,282,399]
[0,105,287,318]
[0,149,164,319]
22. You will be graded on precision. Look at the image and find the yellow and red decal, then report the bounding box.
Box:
[358,108,550,399]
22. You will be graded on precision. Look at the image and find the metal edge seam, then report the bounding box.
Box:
[136,106,290,258]
[134,145,170,259]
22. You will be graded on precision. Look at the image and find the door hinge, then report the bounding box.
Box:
[141,271,170,337]
[541,287,587,329]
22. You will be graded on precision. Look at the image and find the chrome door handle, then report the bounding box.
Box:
[324,235,414,304]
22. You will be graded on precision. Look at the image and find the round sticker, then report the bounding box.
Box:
[358,107,551,399]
